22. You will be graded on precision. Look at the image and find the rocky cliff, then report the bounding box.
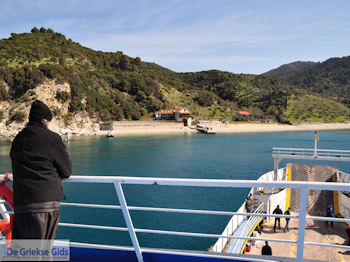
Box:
[0,80,100,140]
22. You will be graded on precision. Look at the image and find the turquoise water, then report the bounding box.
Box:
[1,130,350,250]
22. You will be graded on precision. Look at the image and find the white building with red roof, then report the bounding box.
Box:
[155,107,192,125]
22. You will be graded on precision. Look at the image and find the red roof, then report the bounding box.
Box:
[156,108,192,115]
[238,111,251,116]
[174,107,184,112]
[156,111,173,114]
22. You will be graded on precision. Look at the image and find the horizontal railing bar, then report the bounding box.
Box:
[134,228,296,244]
[306,215,350,223]
[60,176,350,191]
[304,241,350,250]
[273,153,350,157]
[70,241,135,251]
[272,156,350,161]
[61,202,122,209]
[59,222,295,244]
[61,223,350,251]
[60,202,297,218]
[273,147,350,153]
[2,174,350,191]
[274,153,350,158]
[58,222,128,232]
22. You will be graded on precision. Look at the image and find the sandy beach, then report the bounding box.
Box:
[101,122,350,136]
[2,121,350,140]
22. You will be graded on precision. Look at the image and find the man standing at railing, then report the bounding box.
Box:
[273,205,282,232]
[10,100,72,240]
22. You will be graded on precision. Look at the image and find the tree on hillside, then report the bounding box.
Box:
[119,55,131,71]
[196,91,215,106]
[31,27,39,33]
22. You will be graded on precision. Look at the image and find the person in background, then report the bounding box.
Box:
[326,204,334,226]
[273,205,283,232]
[284,207,291,232]
[346,225,350,246]
[261,241,272,255]
[245,241,252,253]
[259,219,264,232]
[245,194,253,214]
[10,100,72,239]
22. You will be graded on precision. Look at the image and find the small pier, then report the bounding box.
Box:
[196,125,216,134]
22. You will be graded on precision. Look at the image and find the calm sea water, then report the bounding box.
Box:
[1,130,350,250]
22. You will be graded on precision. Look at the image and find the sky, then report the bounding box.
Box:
[0,0,349,74]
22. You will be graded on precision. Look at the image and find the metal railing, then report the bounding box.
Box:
[1,174,350,262]
[228,203,264,254]
[273,147,350,161]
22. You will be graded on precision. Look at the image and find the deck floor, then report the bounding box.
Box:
[247,212,350,261]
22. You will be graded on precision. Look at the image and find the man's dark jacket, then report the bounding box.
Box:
[10,122,72,205]
[262,244,272,255]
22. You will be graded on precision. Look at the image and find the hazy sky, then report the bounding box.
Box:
[0,0,349,74]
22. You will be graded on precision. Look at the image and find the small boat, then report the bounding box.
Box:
[64,131,69,141]
[196,125,216,134]
[107,131,114,137]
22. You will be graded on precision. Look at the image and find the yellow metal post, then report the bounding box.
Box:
[333,172,339,214]
[286,164,292,210]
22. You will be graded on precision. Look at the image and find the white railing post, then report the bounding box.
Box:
[296,187,308,262]
[114,182,144,262]
[231,218,233,234]
[273,158,281,181]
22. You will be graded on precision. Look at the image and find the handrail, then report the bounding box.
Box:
[230,203,264,254]
[2,174,350,191]
[2,174,350,262]
[272,147,350,160]
[273,147,350,153]
[61,202,301,218]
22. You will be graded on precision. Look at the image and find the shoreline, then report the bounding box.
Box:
[99,122,350,137]
[2,122,350,141]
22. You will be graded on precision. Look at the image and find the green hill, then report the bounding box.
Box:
[264,61,316,80]
[264,57,350,106]
[0,27,349,124]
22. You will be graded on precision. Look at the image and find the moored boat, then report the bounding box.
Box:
[196,125,216,134]
[107,131,114,137]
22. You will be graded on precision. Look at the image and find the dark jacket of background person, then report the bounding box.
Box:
[10,120,72,205]
[273,206,283,215]
[262,241,272,255]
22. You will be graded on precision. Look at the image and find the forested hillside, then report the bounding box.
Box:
[264,61,316,80]
[264,57,350,106]
[0,28,349,124]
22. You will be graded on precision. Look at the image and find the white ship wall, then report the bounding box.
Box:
[212,168,287,253]
[337,171,350,225]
